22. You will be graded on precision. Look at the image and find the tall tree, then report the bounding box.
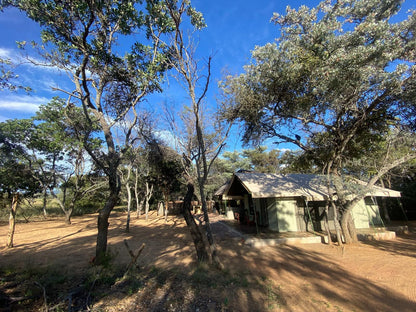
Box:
[221,0,416,243]
[164,0,231,267]
[12,0,177,262]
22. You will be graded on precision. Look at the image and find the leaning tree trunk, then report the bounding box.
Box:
[6,194,19,248]
[182,183,209,263]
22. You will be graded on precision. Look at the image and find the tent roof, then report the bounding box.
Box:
[223,172,401,200]
[214,183,229,196]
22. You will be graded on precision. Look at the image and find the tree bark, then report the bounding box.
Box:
[136,199,144,218]
[42,188,48,218]
[7,194,19,248]
[331,201,343,245]
[163,190,169,222]
[64,209,73,225]
[95,173,120,264]
[49,189,72,225]
[340,209,358,243]
[182,183,209,263]
[144,182,153,221]
[157,201,164,217]
[347,214,358,242]
[324,202,333,245]
[134,168,141,218]
[340,201,360,244]
[126,182,131,233]
[199,185,223,269]
[125,166,132,233]
[379,180,391,224]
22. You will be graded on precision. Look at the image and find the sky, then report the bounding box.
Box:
[0,0,415,151]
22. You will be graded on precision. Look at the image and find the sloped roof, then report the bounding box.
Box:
[223,172,401,200]
[214,182,229,196]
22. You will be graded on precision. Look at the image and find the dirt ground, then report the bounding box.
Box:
[1,211,415,311]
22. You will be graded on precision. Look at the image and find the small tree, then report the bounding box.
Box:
[163,0,232,267]
[0,120,41,247]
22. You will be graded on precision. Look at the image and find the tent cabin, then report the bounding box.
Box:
[214,172,401,232]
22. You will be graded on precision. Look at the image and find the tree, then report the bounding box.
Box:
[0,57,31,92]
[147,139,183,220]
[221,0,416,243]
[30,98,77,219]
[119,157,133,232]
[0,120,41,247]
[164,0,232,267]
[12,0,179,263]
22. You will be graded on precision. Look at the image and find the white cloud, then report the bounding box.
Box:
[0,95,49,113]
[155,130,182,150]
[0,47,13,59]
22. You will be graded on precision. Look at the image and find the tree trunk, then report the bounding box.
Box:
[347,214,358,242]
[145,200,150,221]
[65,202,74,225]
[341,211,356,244]
[126,182,131,233]
[157,201,164,216]
[379,180,391,224]
[95,174,120,264]
[49,189,72,225]
[144,182,153,221]
[163,191,169,223]
[42,188,48,218]
[182,183,209,263]
[136,199,144,218]
[340,203,359,244]
[199,186,223,269]
[7,194,19,248]
[134,169,141,218]
[324,202,333,245]
[331,201,343,245]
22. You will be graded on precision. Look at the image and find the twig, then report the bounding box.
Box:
[86,275,98,311]
[34,282,48,312]
[123,240,146,272]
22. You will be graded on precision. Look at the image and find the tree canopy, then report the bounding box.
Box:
[9,0,188,262]
[220,0,416,243]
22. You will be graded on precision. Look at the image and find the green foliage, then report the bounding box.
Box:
[221,0,416,179]
[146,139,184,198]
[0,119,41,196]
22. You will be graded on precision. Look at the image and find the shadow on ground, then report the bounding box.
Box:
[0,213,415,311]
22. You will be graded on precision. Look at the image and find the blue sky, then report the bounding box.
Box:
[0,0,414,151]
[0,1,317,121]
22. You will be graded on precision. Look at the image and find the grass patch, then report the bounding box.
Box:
[1,258,285,311]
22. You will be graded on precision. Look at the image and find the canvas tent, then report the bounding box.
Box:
[215,172,401,232]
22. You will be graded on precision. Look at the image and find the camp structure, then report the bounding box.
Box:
[214,172,401,233]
